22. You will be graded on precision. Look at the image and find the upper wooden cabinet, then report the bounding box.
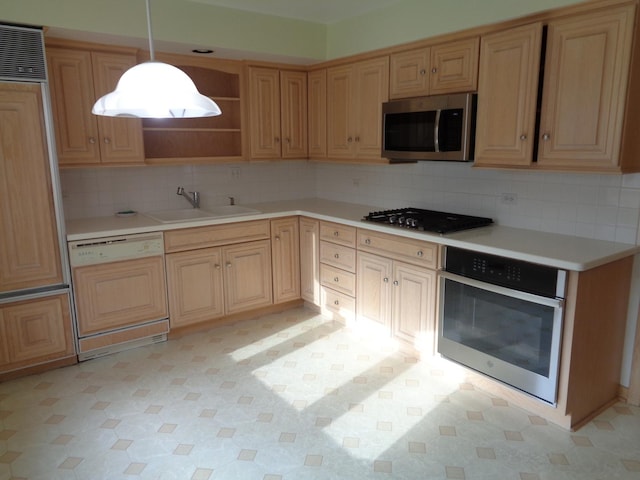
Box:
[0,83,63,292]
[308,69,327,158]
[389,37,479,99]
[476,4,638,172]
[248,67,308,159]
[475,23,543,167]
[143,54,243,164]
[46,45,144,166]
[537,6,635,171]
[327,56,389,161]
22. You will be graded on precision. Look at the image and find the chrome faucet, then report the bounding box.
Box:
[176,186,200,208]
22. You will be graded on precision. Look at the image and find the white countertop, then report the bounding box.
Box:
[65,198,639,271]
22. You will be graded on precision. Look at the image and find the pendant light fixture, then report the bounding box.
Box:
[92,0,221,118]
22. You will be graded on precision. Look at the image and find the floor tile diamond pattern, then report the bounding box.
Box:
[0,307,639,479]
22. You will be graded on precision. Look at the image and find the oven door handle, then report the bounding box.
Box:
[440,271,564,309]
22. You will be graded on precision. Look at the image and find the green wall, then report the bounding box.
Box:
[1,0,590,63]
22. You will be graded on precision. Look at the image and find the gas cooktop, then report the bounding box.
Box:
[363,208,493,234]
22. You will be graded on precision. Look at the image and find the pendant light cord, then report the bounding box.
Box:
[145,0,155,61]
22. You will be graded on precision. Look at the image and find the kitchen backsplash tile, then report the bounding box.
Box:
[60,160,640,245]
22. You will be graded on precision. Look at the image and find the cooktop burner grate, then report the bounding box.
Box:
[363,208,493,234]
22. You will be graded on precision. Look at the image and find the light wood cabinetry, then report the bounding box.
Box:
[248,67,307,159]
[73,256,168,336]
[143,54,243,163]
[327,57,389,161]
[390,37,480,99]
[46,44,144,166]
[164,220,273,328]
[0,293,75,376]
[308,69,327,158]
[299,217,320,305]
[475,23,543,167]
[0,82,63,292]
[271,217,300,304]
[318,221,357,323]
[476,4,638,172]
[357,229,439,353]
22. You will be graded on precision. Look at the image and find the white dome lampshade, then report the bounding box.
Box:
[92,61,222,118]
[91,0,221,119]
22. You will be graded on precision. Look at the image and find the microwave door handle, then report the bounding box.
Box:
[434,109,441,152]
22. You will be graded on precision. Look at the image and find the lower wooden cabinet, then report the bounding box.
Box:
[165,240,273,328]
[357,251,437,353]
[0,293,75,375]
[299,217,320,305]
[271,217,300,304]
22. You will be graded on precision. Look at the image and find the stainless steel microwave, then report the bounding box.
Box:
[382,92,476,162]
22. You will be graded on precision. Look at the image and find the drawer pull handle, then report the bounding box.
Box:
[365,239,371,245]
[334,300,340,306]
[334,253,340,259]
[417,250,423,257]
[334,277,339,282]
[334,231,340,237]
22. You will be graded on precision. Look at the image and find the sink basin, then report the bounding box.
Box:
[145,206,261,223]
[144,209,219,223]
[207,205,261,217]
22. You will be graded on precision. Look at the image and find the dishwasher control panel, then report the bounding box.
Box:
[68,233,164,267]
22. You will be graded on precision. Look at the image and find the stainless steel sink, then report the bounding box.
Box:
[144,206,261,223]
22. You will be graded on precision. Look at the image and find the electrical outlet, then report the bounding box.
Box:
[500,193,518,205]
[230,166,241,179]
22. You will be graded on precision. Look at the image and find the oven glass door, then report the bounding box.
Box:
[438,273,563,404]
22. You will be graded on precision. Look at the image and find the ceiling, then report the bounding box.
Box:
[188,0,404,24]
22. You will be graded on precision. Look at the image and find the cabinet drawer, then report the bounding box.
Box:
[164,220,270,253]
[320,241,356,273]
[321,287,356,323]
[320,221,357,247]
[357,229,439,269]
[320,264,356,297]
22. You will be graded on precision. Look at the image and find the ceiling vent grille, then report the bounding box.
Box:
[0,24,47,82]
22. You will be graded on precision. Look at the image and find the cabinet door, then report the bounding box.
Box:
[327,64,354,158]
[354,57,389,158]
[1,294,74,370]
[299,217,320,305]
[280,71,308,158]
[308,70,327,158]
[430,37,480,95]
[249,67,281,158]
[357,252,392,335]
[91,52,144,164]
[0,83,63,292]
[538,6,635,170]
[223,240,273,314]
[271,217,301,304]
[165,248,224,328]
[46,47,101,165]
[73,257,168,336]
[389,48,430,99]
[475,23,543,167]
[393,261,436,354]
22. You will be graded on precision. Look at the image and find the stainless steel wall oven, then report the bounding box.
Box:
[438,247,566,404]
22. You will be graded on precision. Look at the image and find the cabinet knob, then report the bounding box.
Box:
[417,250,423,257]
[431,67,437,74]
[519,134,527,141]
[347,137,353,143]
[355,136,360,143]
[393,280,399,286]
[365,239,371,245]
[334,300,340,306]
[275,235,281,241]
[334,253,340,259]
[383,277,389,283]
[334,231,339,237]
[103,137,111,144]
[88,137,96,144]
[275,137,280,143]
[542,133,551,141]
[419,69,426,76]
[214,264,221,270]
[226,262,232,268]
[333,276,340,283]
[285,138,291,144]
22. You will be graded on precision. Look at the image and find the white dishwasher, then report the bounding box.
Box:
[68,232,169,361]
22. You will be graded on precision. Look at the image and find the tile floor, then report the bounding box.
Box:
[1,307,639,480]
